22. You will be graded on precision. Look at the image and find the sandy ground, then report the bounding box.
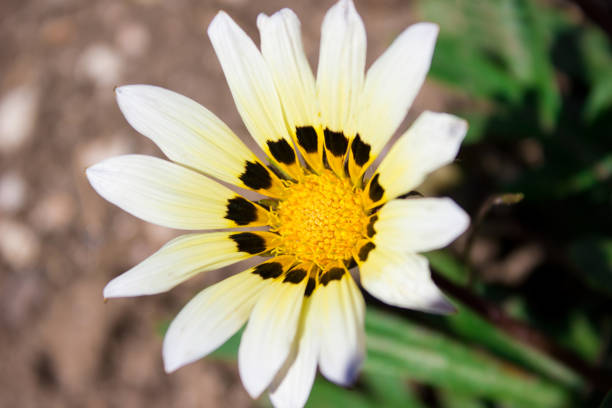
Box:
[0,0,461,406]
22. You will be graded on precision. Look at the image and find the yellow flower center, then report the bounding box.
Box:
[272,170,368,268]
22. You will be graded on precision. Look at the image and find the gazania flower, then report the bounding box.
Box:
[87,0,469,406]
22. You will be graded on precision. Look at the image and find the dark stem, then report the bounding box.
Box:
[461,193,524,285]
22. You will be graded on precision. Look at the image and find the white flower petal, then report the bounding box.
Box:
[86,155,268,230]
[103,231,276,297]
[258,9,323,171]
[238,278,307,398]
[373,198,469,253]
[163,269,267,373]
[115,85,271,191]
[269,295,319,408]
[358,247,455,314]
[317,0,366,135]
[257,9,318,130]
[356,23,439,164]
[317,0,366,175]
[208,12,299,176]
[317,271,365,386]
[367,111,467,206]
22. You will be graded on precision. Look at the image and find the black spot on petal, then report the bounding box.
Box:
[296,126,318,153]
[284,268,307,284]
[225,197,258,225]
[368,174,384,202]
[267,139,296,165]
[304,277,316,297]
[320,267,344,286]
[239,161,272,190]
[358,242,376,262]
[253,262,283,279]
[324,129,348,157]
[230,232,266,254]
[366,215,378,238]
[351,134,371,166]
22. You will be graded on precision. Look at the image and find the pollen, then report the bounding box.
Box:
[272,170,369,268]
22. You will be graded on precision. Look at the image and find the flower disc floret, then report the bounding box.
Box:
[273,170,368,267]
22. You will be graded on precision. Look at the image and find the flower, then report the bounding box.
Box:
[86,0,470,406]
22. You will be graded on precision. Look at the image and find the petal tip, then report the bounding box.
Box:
[102,278,122,299]
[208,10,230,36]
[455,118,469,135]
[238,364,266,399]
[427,296,457,315]
[162,347,181,374]
[442,197,471,237]
[114,84,141,99]
[256,13,269,30]
[457,206,471,234]
[342,354,363,385]
[320,351,363,387]
[85,163,105,188]
[414,21,440,36]
[328,0,359,22]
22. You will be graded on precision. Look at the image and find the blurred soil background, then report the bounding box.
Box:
[0,0,611,407]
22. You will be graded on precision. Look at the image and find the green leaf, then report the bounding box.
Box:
[600,390,612,408]
[365,309,573,407]
[155,319,170,338]
[429,36,522,101]
[426,251,470,286]
[460,111,493,144]
[439,301,584,389]
[585,76,612,121]
[306,378,376,408]
[571,236,612,297]
[363,372,427,408]
[558,154,612,197]
[438,390,490,408]
[420,0,561,129]
[563,311,602,362]
[513,0,561,130]
[210,327,244,360]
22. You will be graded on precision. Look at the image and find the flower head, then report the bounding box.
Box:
[87,0,469,406]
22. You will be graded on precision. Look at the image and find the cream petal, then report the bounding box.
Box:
[163,269,267,373]
[317,0,366,135]
[317,0,366,175]
[356,23,439,167]
[103,232,277,297]
[367,111,467,206]
[257,9,323,172]
[115,85,266,190]
[373,198,469,253]
[358,247,455,314]
[238,278,307,398]
[257,9,318,131]
[86,155,269,230]
[268,295,319,408]
[208,12,299,177]
[316,271,365,386]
